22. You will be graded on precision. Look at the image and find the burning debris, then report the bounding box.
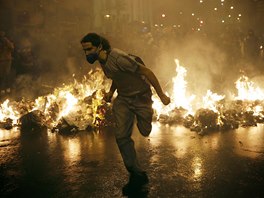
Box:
[1,60,264,135]
[20,110,45,131]
[0,118,13,130]
[154,98,264,134]
[219,109,240,130]
[151,60,264,134]
[191,108,219,133]
[0,69,113,134]
[52,118,78,135]
[158,107,187,125]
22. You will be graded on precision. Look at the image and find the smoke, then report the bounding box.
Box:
[152,33,228,100]
[2,0,96,100]
[1,0,262,102]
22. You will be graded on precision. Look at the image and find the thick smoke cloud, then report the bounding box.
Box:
[0,0,263,101]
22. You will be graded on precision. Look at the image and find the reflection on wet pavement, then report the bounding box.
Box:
[1,124,264,197]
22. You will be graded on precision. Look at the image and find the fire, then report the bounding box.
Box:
[56,91,78,119]
[233,75,264,118]
[0,68,111,130]
[1,59,264,133]
[202,90,225,112]
[235,75,264,101]
[153,60,264,117]
[152,59,195,118]
[0,99,21,125]
[151,59,264,133]
[171,59,196,113]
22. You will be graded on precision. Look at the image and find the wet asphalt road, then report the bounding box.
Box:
[0,123,264,198]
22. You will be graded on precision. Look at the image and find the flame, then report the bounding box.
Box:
[253,105,263,116]
[171,59,196,112]
[202,90,225,112]
[0,99,21,125]
[151,60,264,130]
[152,60,264,126]
[235,75,264,101]
[233,75,264,118]
[56,91,78,119]
[1,59,264,132]
[0,68,110,129]
[152,59,195,118]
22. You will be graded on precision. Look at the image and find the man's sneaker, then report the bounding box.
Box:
[122,172,149,196]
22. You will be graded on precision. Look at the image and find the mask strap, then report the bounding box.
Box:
[94,37,103,56]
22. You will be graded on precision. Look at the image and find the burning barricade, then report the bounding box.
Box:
[151,60,264,134]
[0,69,113,134]
[1,60,264,135]
[155,100,264,135]
[158,107,188,125]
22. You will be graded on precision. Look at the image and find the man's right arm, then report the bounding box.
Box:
[136,64,170,105]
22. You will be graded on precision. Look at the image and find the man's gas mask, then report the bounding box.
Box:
[85,39,102,64]
[86,51,99,64]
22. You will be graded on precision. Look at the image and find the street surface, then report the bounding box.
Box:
[1,123,264,197]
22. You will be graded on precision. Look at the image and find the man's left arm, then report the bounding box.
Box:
[136,64,170,105]
[104,80,116,102]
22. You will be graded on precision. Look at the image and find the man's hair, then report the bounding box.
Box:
[80,33,111,51]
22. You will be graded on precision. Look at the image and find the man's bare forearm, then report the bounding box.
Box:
[136,64,170,105]
[138,66,165,97]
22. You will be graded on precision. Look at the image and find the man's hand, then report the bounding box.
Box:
[159,93,171,105]
[103,91,113,103]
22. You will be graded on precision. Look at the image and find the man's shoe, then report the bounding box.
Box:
[130,171,149,186]
[122,172,149,196]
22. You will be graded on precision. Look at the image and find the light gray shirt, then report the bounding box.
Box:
[100,48,150,96]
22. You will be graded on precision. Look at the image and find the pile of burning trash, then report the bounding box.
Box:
[0,69,114,134]
[1,60,264,135]
[157,99,264,134]
[151,60,264,134]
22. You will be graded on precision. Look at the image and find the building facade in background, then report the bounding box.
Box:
[0,0,263,37]
[93,0,153,33]
[256,0,264,33]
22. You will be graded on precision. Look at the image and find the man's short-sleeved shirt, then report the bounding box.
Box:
[100,48,150,96]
